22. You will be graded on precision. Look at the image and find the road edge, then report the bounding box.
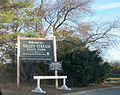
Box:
[62,86,120,95]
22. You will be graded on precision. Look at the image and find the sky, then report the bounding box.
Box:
[91,0,120,62]
[93,0,120,21]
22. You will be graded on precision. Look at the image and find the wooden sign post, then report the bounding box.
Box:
[17,36,20,87]
[17,36,57,87]
[53,36,58,88]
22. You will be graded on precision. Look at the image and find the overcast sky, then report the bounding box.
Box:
[92,0,120,62]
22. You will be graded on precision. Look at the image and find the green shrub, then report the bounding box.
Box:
[58,49,112,87]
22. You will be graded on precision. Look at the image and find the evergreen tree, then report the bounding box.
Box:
[57,34,112,86]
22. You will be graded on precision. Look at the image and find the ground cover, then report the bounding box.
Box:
[0,81,120,95]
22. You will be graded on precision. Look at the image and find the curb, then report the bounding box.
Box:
[62,86,120,95]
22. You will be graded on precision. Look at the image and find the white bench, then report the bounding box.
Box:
[32,76,71,93]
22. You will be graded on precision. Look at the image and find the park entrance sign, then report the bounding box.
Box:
[17,36,57,87]
[20,39,54,62]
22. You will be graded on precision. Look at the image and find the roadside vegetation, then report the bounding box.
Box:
[0,1,120,95]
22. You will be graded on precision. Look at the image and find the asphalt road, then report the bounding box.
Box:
[63,86,120,95]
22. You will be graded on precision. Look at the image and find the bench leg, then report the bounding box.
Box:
[58,78,71,90]
[32,79,46,93]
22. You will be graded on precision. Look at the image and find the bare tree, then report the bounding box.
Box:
[76,20,120,48]
[28,0,120,53]
[42,0,92,35]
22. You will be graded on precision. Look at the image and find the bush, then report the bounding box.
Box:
[0,63,17,83]
[21,62,49,81]
[58,49,112,87]
[0,62,50,83]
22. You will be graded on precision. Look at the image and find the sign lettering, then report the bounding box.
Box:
[20,39,54,62]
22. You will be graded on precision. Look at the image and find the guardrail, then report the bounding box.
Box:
[32,76,71,93]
